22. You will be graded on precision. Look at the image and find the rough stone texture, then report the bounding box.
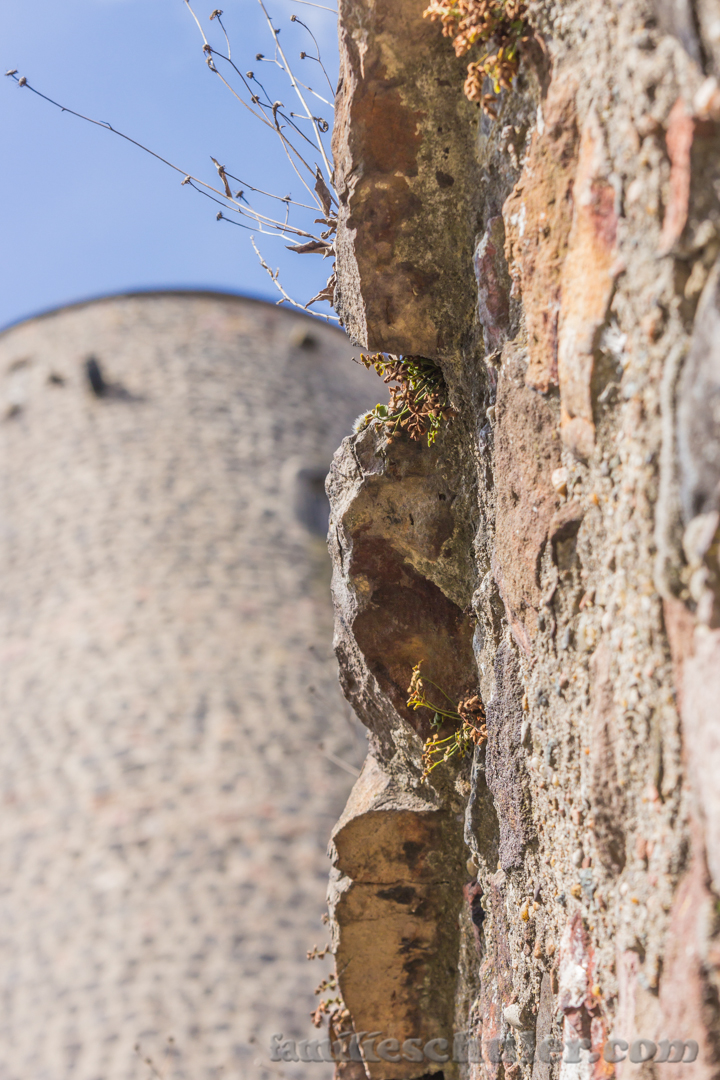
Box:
[658,102,720,257]
[329,756,464,1080]
[326,411,478,1078]
[474,867,514,1079]
[530,975,555,1080]
[491,345,563,654]
[651,0,704,66]
[557,110,619,461]
[332,0,482,357]
[474,217,512,352]
[327,421,478,762]
[503,74,579,393]
[327,0,720,1075]
[0,293,380,1080]
[681,631,720,892]
[587,642,626,877]
[677,255,720,523]
[484,645,532,872]
[655,842,720,1079]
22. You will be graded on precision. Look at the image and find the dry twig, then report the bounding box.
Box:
[5,0,341,319]
[251,237,339,322]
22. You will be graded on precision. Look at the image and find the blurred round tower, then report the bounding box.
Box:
[0,292,377,1080]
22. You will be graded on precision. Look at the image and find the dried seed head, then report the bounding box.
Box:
[209,8,223,18]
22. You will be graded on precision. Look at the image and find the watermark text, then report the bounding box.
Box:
[270,1031,698,1066]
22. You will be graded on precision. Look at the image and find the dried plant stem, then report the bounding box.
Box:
[5,72,324,244]
[254,52,333,106]
[211,11,233,59]
[291,0,338,10]
[256,0,333,180]
[183,0,210,46]
[181,3,327,211]
[205,58,320,206]
[292,15,335,95]
[251,238,339,323]
[224,172,315,210]
[7,0,341,320]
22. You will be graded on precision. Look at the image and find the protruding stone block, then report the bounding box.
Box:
[329,756,465,1080]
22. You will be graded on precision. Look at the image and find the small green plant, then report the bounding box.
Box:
[307,943,350,1031]
[354,354,454,447]
[406,662,487,777]
[310,972,351,1030]
[423,0,529,116]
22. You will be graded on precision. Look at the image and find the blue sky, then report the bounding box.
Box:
[1,0,338,329]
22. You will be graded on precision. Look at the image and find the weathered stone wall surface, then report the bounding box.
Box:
[333,0,483,358]
[327,1,720,1077]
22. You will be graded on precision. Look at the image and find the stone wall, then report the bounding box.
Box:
[326,1,720,1077]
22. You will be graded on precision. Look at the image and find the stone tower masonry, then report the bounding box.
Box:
[0,291,377,1080]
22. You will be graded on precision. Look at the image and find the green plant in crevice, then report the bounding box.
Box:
[310,971,350,1029]
[307,943,350,1032]
[406,662,487,777]
[354,353,454,447]
[423,0,529,116]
